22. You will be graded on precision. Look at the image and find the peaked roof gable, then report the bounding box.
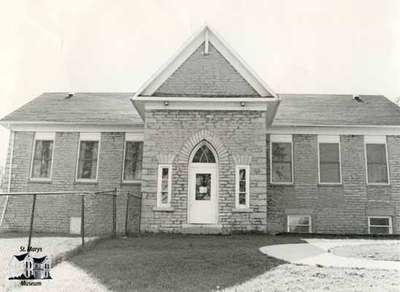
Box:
[153,42,259,97]
[134,26,276,98]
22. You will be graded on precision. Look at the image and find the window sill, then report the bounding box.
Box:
[270,182,294,186]
[367,183,391,187]
[232,208,252,213]
[29,179,52,184]
[318,183,342,186]
[153,207,174,212]
[121,180,142,185]
[74,180,98,185]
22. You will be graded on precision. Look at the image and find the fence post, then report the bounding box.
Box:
[112,188,117,238]
[27,194,37,250]
[138,193,142,233]
[81,195,85,247]
[125,193,130,236]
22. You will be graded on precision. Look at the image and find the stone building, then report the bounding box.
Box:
[1,26,399,235]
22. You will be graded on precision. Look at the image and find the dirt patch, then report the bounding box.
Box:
[331,242,400,261]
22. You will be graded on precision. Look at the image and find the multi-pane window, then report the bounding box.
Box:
[365,136,389,184]
[192,145,216,163]
[30,132,55,180]
[76,133,100,181]
[270,135,293,183]
[123,136,143,182]
[368,216,392,234]
[287,215,311,233]
[318,136,341,184]
[235,165,250,208]
[157,165,172,207]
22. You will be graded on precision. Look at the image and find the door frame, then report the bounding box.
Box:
[187,141,219,224]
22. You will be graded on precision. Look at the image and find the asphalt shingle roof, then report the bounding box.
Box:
[2,92,399,127]
[0,92,143,125]
[273,94,400,126]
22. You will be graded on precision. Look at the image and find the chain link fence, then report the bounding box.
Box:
[0,189,142,248]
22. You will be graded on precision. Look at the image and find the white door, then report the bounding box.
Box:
[188,164,218,224]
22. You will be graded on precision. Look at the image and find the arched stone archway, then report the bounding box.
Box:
[174,129,230,165]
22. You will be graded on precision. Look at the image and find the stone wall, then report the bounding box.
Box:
[0,131,142,236]
[141,110,267,233]
[2,128,399,235]
[267,134,400,234]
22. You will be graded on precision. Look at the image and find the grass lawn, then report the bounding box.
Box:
[69,234,303,292]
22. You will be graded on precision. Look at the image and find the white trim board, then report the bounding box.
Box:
[267,126,400,135]
[29,132,56,181]
[269,135,294,184]
[317,135,340,143]
[317,136,342,184]
[364,136,390,185]
[364,135,386,144]
[133,25,276,98]
[235,165,250,209]
[75,133,101,182]
[80,132,100,141]
[134,97,277,102]
[122,134,143,184]
[145,100,268,112]
[270,134,292,143]
[157,164,172,208]
[35,132,55,140]
[125,132,144,141]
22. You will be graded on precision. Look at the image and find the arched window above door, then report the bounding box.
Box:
[192,144,216,163]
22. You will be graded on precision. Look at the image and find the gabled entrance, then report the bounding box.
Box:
[188,142,218,224]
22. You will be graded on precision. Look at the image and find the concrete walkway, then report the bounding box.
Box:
[260,239,400,271]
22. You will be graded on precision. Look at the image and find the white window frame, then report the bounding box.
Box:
[122,133,144,184]
[157,164,172,208]
[287,215,312,233]
[76,132,101,183]
[235,165,250,209]
[317,135,342,184]
[368,216,393,234]
[30,132,56,181]
[364,136,390,185]
[270,135,294,184]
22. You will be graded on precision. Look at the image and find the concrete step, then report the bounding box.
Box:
[181,224,223,234]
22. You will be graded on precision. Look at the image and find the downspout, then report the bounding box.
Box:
[0,130,14,227]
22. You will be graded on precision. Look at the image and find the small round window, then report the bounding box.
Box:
[192,144,216,163]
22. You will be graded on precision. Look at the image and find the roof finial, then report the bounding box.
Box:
[204,28,209,55]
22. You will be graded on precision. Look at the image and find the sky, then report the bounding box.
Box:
[0,0,399,167]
